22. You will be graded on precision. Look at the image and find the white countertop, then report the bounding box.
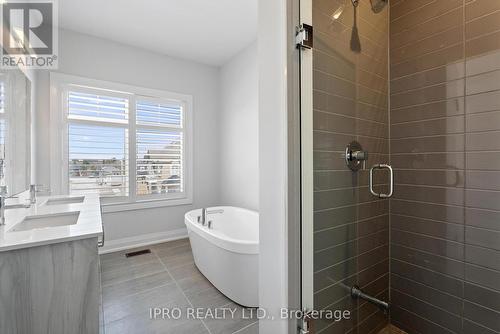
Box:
[0,192,103,252]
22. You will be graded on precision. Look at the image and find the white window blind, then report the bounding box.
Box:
[0,81,5,113]
[67,91,129,197]
[68,91,128,122]
[136,99,184,196]
[136,100,182,126]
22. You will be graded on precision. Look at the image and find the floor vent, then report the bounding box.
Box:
[125,249,152,258]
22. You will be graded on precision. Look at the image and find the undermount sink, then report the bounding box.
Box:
[45,196,85,205]
[9,211,80,232]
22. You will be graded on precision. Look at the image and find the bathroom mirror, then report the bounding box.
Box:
[0,68,31,196]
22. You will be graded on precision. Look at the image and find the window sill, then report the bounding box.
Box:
[101,197,193,213]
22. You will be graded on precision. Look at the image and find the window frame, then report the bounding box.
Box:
[0,72,31,195]
[50,73,193,212]
[0,73,12,190]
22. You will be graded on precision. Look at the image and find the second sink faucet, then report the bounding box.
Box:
[0,186,6,225]
[29,184,48,204]
[30,184,37,204]
[198,208,224,226]
[0,186,31,226]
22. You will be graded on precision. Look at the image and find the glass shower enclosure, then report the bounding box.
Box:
[300,0,500,333]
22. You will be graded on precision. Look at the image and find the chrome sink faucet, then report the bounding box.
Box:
[0,187,6,225]
[0,186,32,226]
[29,184,46,204]
[30,184,37,204]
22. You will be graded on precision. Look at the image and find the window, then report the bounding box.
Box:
[51,74,193,210]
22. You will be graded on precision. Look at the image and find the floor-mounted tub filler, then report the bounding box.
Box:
[185,206,259,307]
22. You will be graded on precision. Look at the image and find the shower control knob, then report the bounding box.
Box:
[350,150,368,161]
[345,141,368,171]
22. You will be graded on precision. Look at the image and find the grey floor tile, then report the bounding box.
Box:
[99,250,130,263]
[100,246,157,262]
[150,238,190,253]
[156,319,209,334]
[154,243,192,259]
[100,251,158,273]
[106,312,208,334]
[102,271,173,303]
[233,321,259,334]
[202,303,257,334]
[177,274,214,295]
[101,258,166,287]
[103,282,189,324]
[101,240,258,334]
[159,252,195,269]
[168,262,204,281]
[185,284,232,309]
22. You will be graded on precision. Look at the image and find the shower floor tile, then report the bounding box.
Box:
[99,238,258,334]
[377,324,408,334]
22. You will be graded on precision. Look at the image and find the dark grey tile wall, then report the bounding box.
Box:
[390,0,500,333]
[310,1,500,333]
[463,0,500,332]
[312,0,389,333]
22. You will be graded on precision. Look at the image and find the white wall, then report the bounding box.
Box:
[35,29,220,245]
[219,42,259,211]
[258,0,291,332]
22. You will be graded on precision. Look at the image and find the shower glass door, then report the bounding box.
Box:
[300,0,391,332]
[301,1,500,333]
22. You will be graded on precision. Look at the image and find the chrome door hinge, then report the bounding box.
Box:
[298,310,314,334]
[296,24,313,49]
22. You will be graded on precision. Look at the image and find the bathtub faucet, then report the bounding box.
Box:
[198,208,224,226]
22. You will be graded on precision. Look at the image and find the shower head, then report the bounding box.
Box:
[370,0,387,13]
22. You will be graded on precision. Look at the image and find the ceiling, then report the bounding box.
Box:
[59,0,258,66]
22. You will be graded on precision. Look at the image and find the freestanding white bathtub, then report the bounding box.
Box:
[185,206,259,307]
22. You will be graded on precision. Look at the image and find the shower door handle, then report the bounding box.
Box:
[369,164,393,198]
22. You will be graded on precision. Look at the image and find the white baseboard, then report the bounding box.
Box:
[98,228,188,254]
